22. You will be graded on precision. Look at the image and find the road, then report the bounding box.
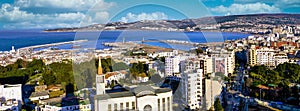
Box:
[224,65,283,111]
[224,66,245,111]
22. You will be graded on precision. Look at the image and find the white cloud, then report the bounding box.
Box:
[234,0,270,3]
[94,12,109,23]
[274,0,300,8]
[0,3,110,29]
[120,12,169,23]
[210,2,280,15]
[234,0,300,9]
[15,0,115,11]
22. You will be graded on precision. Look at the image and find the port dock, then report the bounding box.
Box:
[17,39,88,56]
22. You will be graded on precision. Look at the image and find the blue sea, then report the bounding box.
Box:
[0,30,250,51]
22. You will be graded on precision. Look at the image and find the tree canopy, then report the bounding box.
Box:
[249,63,300,87]
[0,59,45,84]
[129,62,149,78]
[214,98,224,111]
[112,62,129,71]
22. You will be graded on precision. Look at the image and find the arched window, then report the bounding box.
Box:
[143,105,152,111]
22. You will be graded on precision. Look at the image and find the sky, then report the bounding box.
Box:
[0,0,299,29]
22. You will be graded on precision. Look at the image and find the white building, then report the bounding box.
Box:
[94,58,173,111]
[181,69,203,110]
[274,53,288,66]
[0,84,22,111]
[201,56,213,75]
[0,84,22,103]
[165,56,180,76]
[29,91,49,101]
[203,79,223,110]
[0,100,20,111]
[148,50,179,58]
[105,71,127,85]
[182,55,213,75]
[94,85,172,111]
[211,50,235,77]
[10,46,16,54]
[37,104,92,111]
[247,45,257,66]
[256,47,276,67]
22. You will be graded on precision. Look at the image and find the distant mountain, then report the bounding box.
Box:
[45,13,300,32]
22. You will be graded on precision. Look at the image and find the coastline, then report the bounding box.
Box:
[43,29,250,34]
[0,30,249,51]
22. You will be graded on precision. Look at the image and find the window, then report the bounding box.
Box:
[126,102,129,110]
[132,102,135,110]
[120,103,123,110]
[144,105,152,111]
[162,98,166,111]
[167,97,170,111]
[114,103,117,111]
[108,104,112,111]
[158,99,160,111]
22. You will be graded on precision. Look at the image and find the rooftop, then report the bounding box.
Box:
[30,91,49,98]
[94,85,171,100]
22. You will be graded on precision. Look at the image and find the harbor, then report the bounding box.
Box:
[17,39,88,56]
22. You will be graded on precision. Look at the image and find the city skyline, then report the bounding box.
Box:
[0,0,300,29]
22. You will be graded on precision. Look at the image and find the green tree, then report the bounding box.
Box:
[42,70,56,85]
[214,98,224,111]
[129,62,149,78]
[112,62,129,71]
[110,80,116,88]
[195,48,204,55]
[28,59,45,71]
[15,59,28,68]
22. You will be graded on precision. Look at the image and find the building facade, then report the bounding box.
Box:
[247,45,257,66]
[203,79,223,110]
[0,84,22,102]
[0,84,22,111]
[94,86,172,111]
[94,58,173,111]
[256,47,276,67]
[211,50,235,77]
[165,56,180,76]
[274,53,288,66]
[180,69,203,110]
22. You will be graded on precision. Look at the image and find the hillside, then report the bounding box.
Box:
[45,13,300,33]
